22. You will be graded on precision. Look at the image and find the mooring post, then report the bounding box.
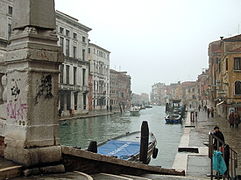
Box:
[87,141,97,153]
[140,121,149,164]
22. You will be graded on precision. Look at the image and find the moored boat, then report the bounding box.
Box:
[97,131,158,164]
[145,105,152,108]
[130,106,140,116]
[165,114,182,124]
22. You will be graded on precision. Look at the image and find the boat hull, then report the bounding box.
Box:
[165,114,182,124]
[130,111,140,116]
[97,131,157,164]
[165,119,182,124]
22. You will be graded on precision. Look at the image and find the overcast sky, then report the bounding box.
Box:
[55,0,241,94]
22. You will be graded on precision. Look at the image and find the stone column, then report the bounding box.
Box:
[4,0,64,167]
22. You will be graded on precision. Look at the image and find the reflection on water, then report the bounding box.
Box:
[59,106,183,168]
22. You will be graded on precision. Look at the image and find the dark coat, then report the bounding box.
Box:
[213,131,225,149]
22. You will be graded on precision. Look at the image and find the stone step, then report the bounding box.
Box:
[178,147,199,153]
[143,174,210,180]
[74,171,94,180]
[92,173,133,180]
[121,174,152,180]
[11,172,94,180]
[0,165,22,180]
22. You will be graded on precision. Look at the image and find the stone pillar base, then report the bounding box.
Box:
[23,164,65,176]
[0,136,4,157]
[4,145,62,167]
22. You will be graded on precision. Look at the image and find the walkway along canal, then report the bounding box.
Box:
[59,106,183,168]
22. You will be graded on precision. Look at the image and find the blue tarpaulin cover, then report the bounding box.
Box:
[98,140,140,160]
[212,151,227,175]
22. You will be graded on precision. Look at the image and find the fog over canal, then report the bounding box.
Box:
[59,106,183,168]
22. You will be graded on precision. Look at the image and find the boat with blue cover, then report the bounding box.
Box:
[97,131,158,163]
[165,113,182,124]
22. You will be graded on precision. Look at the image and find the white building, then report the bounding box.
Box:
[0,0,13,66]
[88,43,110,110]
[56,11,92,116]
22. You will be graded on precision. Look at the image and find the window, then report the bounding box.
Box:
[73,33,77,39]
[66,65,70,84]
[226,58,228,71]
[8,6,13,15]
[73,67,77,85]
[66,93,71,110]
[73,46,77,58]
[218,62,221,73]
[60,37,64,50]
[83,93,87,110]
[66,30,70,37]
[88,48,90,53]
[82,49,85,61]
[66,39,70,56]
[82,36,86,43]
[235,81,241,95]
[60,64,64,84]
[74,92,78,110]
[82,69,86,86]
[59,27,64,34]
[8,24,11,40]
[234,57,241,70]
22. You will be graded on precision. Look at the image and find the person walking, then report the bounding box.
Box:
[204,105,207,112]
[198,105,201,112]
[212,126,225,179]
[228,111,235,128]
[212,126,225,150]
[207,108,210,118]
[211,107,214,118]
[195,111,198,121]
[234,112,240,128]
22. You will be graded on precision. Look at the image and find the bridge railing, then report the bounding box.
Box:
[208,132,238,180]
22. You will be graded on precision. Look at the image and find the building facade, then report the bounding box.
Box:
[208,35,241,117]
[0,0,13,68]
[56,11,92,116]
[181,81,199,108]
[197,70,209,106]
[88,43,110,111]
[150,83,166,105]
[110,69,131,112]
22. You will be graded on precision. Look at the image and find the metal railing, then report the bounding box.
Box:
[208,132,238,180]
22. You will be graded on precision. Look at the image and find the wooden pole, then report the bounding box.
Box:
[140,121,149,164]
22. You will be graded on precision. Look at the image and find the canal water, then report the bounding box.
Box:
[59,106,183,168]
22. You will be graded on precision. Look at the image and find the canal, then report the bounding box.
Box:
[59,106,183,168]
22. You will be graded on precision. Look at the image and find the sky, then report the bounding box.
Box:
[55,0,241,94]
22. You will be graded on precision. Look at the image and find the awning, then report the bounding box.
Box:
[217,101,225,106]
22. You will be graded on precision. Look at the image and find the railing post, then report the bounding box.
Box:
[209,133,213,180]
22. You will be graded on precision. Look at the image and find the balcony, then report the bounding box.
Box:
[60,84,81,91]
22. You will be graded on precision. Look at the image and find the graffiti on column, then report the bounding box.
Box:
[35,74,53,104]
[7,78,28,122]
[10,78,21,101]
[7,99,27,120]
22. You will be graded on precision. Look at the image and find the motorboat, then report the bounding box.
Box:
[130,106,140,116]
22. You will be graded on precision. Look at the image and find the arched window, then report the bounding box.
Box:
[235,81,241,95]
